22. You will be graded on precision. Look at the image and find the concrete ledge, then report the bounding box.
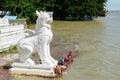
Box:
[0,54,18,67]
[9,67,57,77]
[11,62,56,70]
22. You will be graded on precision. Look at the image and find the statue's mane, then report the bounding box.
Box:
[36,11,52,29]
[35,11,53,33]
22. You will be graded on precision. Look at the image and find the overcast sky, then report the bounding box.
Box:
[106,0,120,10]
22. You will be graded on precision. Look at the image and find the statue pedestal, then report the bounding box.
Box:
[9,62,57,77]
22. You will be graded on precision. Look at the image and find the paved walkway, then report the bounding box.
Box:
[0,53,18,67]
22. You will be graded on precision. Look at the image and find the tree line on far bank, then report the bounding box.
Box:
[0,0,107,23]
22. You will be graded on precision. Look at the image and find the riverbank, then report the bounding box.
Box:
[0,11,120,80]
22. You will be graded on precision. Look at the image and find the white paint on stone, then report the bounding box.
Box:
[10,11,58,77]
[0,18,25,52]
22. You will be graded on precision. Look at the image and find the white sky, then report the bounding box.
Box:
[106,0,120,10]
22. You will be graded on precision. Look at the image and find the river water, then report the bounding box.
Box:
[12,11,120,80]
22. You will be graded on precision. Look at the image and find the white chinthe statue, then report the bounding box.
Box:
[17,10,57,65]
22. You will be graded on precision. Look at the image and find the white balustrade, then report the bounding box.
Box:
[0,18,25,52]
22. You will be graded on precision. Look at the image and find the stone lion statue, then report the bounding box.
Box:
[17,11,57,65]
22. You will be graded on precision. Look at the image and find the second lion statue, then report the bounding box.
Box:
[17,11,57,65]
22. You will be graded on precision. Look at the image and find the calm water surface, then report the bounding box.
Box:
[12,11,120,80]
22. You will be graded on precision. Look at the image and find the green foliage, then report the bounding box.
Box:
[1,0,36,23]
[0,0,107,21]
[52,0,107,20]
[0,45,18,54]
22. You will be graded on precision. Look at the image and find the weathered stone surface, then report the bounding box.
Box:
[0,67,11,80]
[0,54,18,67]
[9,68,57,77]
[0,18,25,52]
[11,62,56,70]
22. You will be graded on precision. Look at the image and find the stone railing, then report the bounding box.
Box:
[0,18,25,52]
[0,18,9,27]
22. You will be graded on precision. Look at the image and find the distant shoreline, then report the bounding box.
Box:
[108,10,120,12]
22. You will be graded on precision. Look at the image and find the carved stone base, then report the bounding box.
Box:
[9,62,57,77]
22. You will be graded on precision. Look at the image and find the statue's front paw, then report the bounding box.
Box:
[52,60,58,65]
[50,58,58,65]
[25,58,35,65]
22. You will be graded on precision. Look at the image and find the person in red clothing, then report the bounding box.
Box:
[63,51,74,67]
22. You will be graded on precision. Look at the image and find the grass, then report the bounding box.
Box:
[0,45,18,57]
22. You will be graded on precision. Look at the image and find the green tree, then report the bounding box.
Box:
[52,0,107,20]
[51,0,70,20]
[2,0,36,22]
[1,0,107,21]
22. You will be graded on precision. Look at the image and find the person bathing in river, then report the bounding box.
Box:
[55,65,62,74]
[57,51,74,66]
[55,51,74,74]
[67,51,74,62]
[58,57,64,66]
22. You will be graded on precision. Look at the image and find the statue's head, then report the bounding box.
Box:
[36,10,53,24]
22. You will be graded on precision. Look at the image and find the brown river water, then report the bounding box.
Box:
[2,11,120,80]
